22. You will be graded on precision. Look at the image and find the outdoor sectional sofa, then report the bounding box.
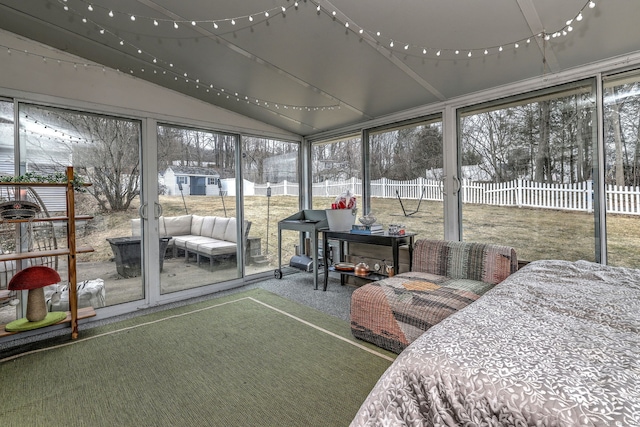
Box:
[131,214,250,266]
[350,239,518,354]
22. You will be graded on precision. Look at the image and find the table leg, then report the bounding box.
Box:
[408,236,414,271]
[311,231,318,290]
[392,240,399,276]
[323,231,329,291]
[277,228,282,273]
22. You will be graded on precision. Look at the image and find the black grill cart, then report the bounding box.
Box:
[276,209,328,290]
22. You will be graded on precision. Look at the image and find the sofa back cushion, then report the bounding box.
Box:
[190,215,205,235]
[131,217,167,236]
[200,216,216,237]
[223,218,238,243]
[163,215,192,236]
[131,218,141,236]
[212,217,230,240]
[412,239,517,285]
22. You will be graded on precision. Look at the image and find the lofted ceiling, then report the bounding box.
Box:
[0,0,639,137]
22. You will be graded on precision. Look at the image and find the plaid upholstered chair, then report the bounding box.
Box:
[350,239,517,353]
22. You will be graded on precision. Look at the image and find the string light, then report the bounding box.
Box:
[72,0,293,31]
[41,0,596,112]
[305,0,596,60]
[0,41,341,114]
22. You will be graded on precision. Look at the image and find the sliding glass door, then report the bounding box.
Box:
[157,124,242,293]
[16,103,143,309]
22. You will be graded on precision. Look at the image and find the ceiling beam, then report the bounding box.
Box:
[135,0,370,123]
[516,0,560,74]
[321,0,446,102]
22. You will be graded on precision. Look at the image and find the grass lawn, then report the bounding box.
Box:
[77,194,640,270]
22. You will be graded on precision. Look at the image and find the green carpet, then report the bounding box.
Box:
[0,289,395,427]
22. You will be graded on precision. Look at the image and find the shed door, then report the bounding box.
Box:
[190,176,206,195]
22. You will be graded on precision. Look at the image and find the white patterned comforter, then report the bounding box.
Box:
[351,260,640,426]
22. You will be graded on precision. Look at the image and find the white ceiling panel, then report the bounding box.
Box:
[0,0,638,136]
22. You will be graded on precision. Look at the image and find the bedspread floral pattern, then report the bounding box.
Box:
[350,260,640,426]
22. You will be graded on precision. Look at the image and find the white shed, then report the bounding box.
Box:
[163,166,221,196]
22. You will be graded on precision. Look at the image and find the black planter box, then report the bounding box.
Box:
[107,236,171,278]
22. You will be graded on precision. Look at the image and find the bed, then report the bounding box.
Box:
[350,259,640,426]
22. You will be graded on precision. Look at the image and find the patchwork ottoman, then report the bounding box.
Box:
[350,239,517,353]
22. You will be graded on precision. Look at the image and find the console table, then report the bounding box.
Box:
[322,230,416,291]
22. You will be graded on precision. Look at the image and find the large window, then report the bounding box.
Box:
[367,118,444,240]
[603,71,640,268]
[459,81,599,262]
[0,99,14,325]
[241,136,299,273]
[311,135,362,211]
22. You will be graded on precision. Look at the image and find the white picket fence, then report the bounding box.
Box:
[255,177,640,216]
[20,176,638,216]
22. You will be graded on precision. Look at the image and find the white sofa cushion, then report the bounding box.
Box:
[190,215,205,235]
[131,218,141,236]
[211,217,230,240]
[223,218,238,243]
[131,217,168,236]
[184,236,220,251]
[196,240,237,256]
[172,235,208,249]
[200,216,216,237]
[163,215,192,236]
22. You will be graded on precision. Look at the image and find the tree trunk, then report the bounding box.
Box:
[535,101,552,182]
[610,88,626,186]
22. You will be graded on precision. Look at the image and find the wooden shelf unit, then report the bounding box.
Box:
[0,167,95,339]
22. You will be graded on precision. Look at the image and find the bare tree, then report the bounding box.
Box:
[70,116,140,211]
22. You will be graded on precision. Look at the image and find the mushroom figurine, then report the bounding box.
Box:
[8,266,61,323]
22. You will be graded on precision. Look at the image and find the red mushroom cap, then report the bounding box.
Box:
[8,266,61,290]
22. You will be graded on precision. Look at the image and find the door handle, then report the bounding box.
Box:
[139,203,148,220]
[453,176,461,194]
